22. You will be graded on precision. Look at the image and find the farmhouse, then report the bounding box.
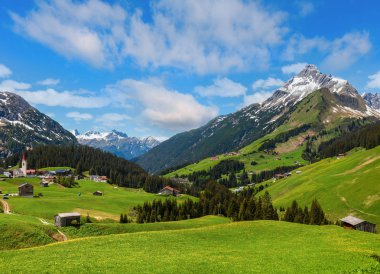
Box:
[93,190,103,196]
[340,215,376,233]
[40,181,49,187]
[158,186,180,196]
[18,183,34,197]
[90,175,108,183]
[55,212,81,227]
[13,169,24,178]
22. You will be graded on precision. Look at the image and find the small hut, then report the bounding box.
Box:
[340,215,376,233]
[18,183,34,197]
[40,181,49,187]
[158,186,180,196]
[93,190,103,196]
[54,212,81,227]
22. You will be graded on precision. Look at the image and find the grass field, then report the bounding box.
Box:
[0,220,379,273]
[264,146,380,224]
[0,177,196,221]
[0,215,229,250]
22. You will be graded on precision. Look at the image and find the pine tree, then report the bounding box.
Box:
[310,199,325,225]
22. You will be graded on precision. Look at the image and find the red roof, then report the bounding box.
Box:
[22,153,26,161]
[162,186,179,192]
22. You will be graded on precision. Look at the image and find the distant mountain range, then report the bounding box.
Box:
[72,129,160,160]
[0,91,76,158]
[136,64,380,173]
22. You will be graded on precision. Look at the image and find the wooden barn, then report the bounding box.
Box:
[93,190,103,196]
[158,186,180,196]
[340,216,376,233]
[18,183,34,197]
[54,212,81,227]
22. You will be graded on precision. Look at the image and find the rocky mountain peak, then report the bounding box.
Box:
[363,92,380,110]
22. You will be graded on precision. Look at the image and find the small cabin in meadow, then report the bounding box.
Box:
[340,215,376,233]
[93,190,103,196]
[54,212,81,227]
[158,186,180,196]
[40,181,49,187]
[18,183,34,197]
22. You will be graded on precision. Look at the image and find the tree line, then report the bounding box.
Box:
[4,145,170,193]
[318,121,380,158]
[134,181,279,223]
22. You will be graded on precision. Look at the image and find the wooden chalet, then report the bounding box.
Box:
[18,183,34,197]
[40,181,49,187]
[93,190,103,196]
[54,212,81,227]
[158,186,180,196]
[340,215,376,233]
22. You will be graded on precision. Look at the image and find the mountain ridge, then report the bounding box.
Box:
[137,64,380,173]
[73,129,160,160]
[0,91,77,157]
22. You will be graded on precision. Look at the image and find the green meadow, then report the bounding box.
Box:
[264,146,380,224]
[0,220,379,273]
[0,177,195,221]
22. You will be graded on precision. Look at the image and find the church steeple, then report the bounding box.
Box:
[21,153,27,176]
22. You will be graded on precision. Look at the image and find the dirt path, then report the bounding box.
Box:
[343,155,380,175]
[57,230,67,241]
[37,218,52,225]
[37,218,68,242]
[0,199,11,214]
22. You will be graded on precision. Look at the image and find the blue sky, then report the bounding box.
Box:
[1,0,380,140]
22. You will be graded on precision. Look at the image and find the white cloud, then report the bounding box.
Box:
[37,78,60,86]
[281,63,308,74]
[11,0,287,73]
[296,2,314,17]
[0,64,12,78]
[321,32,372,71]
[10,0,126,68]
[195,78,247,97]
[107,79,218,131]
[0,79,31,92]
[283,32,371,71]
[66,111,93,122]
[14,89,110,108]
[252,77,284,90]
[282,35,328,61]
[96,113,131,127]
[243,91,273,107]
[366,71,380,89]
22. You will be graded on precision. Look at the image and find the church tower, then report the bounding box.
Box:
[21,153,27,176]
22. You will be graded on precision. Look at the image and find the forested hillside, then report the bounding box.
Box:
[4,145,168,193]
[318,122,380,158]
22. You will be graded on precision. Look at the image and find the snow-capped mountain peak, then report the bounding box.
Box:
[74,129,160,159]
[263,64,363,110]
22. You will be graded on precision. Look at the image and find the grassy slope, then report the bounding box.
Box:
[0,178,196,221]
[0,215,228,250]
[265,146,380,224]
[0,214,57,250]
[0,221,379,273]
[61,215,230,238]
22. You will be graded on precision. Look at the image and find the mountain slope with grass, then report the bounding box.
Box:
[0,221,379,273]
[264,145,380,224]
[165,88,377,178]
[137,65,380,173]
